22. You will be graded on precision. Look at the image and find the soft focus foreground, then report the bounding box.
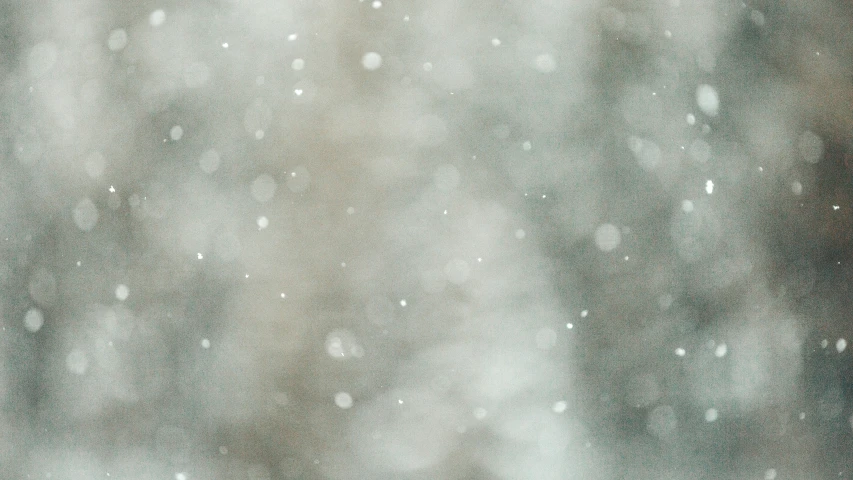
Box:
[2,0,853,479]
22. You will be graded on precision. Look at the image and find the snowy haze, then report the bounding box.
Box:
[2,0,853,478]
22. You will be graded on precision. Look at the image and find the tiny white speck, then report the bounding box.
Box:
[686,113,696,125]
[341,262,346,268]
[397,399,403,404]
[222,42,229,48]
[566,323,573,329]
[714,343,727,357]
[255,129,265,139]
[403,15,410,22]
[675,347,686,357]
[280,293,286,298]
[400,299,407,307]
[245,274,249,278]
[792,181,803,195]
[836,338,847,353]
[288,33,298,41]
[201,338,210,349]
[443,209,448,215]
[372,0,382,8]
[491,38,501,46]
[175,473,187,480]
[833,205,840,211]
[257,216,269,229]
[477,257,482,262]
[705,179,714,194]
[294,89,303,96]
[197,253,203,260]
[664,30,672,38]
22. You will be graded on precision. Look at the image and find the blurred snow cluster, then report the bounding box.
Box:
[2,0,853,478]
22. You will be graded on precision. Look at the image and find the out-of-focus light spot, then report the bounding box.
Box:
[821,339,829,348]
[705,180,714,194]
[594,223,621,251]
[107,29,128,51]
[444,258,470,284]
[293,89,303,96]
[515,229,526,240]
[362,52,382,70]
[85,151,105,179]
[149,9,166,27]
[334,392,353,409]
[714,343,727,357]
[491,38,501,46]
[675,347,686,357]
[291,58,305,70]
[628,136,661,170]
[705,408,718,422]
[696,84,719,116]
[372,0,382,8]
[566,323,573,329]
[28,41,58,78]
[553,401,568,413]
[115,284,129,301]
[184,62,210,88]
[473,407,487,420]
[175,473,187,480]
[201,338,210,349]
[280,293,286,298]
[66,349,89,375]
[199,149,220,173]
[255,129,265,139]
[686,113,696,125]
[170,125,183,140]
[326,330,361,359]
[836,338,847,353]
[257,216,269,229]
[399,299,407,307]
[797,130,824,164]
[24,308,44,332]
[534,53,557,73]
[522,140,532,151]
[764,469,776,480]
[791,181,803,195]
[251,174,277,203]
[288,33,298,41]
[580,309,588,318]
[221,42,229,48]
[73,198,99,232]
[536,328,557,350]
[347,206,355,215]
